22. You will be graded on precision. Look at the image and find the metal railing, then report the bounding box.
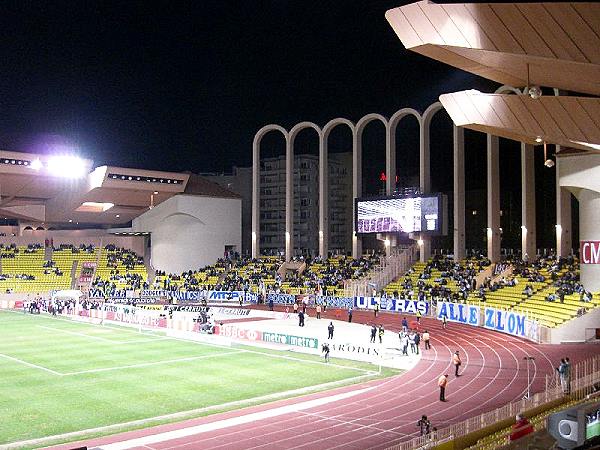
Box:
[386,355,600,450]
[343,245,418,297]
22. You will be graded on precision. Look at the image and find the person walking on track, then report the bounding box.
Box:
[438,374,448,401]
[453,350,462,376]
[423,330,431,350]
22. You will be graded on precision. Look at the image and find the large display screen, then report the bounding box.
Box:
[355,195,442,234]
[586,406,600,439]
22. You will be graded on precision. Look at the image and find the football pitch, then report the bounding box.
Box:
[0,310,396,448]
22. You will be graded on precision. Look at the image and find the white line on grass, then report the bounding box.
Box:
[0,352,62,376]
[37,325,170,345]
[61,351,244,376]
[37,325,118,343]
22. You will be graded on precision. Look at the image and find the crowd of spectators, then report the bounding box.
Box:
[390,255,491,303]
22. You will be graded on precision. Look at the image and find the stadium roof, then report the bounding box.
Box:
[0,150,238,226]
[386,1,600,153]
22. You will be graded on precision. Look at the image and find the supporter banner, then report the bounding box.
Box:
[214,307,251,317]
[436,302,480,326]
[262,332,318,349]
[99,303,167,328]
[215,325,262,341]
[141,289,170,298]
[206,290,252,303]
[484,307,539,341]
[355,297,429,315]
[266,293,296,304]
[88,288,136,299]
[79,261,96,283]
[315,296,354,309]
[170,290,202,302]
[580,241,600,264]
[136,304,164,311]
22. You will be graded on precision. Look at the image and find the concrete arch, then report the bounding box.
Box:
[320,118,356,257]
[355,113,388,136]
[288,121,322,142]
[388,108,422,195]
[352,113,389,258]
[251,124,288,259]
[323,117,355,139]
[421,101,444,129]
[285,122,323,260]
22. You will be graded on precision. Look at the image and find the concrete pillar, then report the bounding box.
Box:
[318,137,328,258]
[251,141,260,259]
[352,132,362,258]
[453,125,465,261]
[385,126,396,195]
[419,119,432,262]
[285,139,294,262]
[521,143,536,260]
[579,189,600,291]
[555,152,572,258]
[487,134,501,262]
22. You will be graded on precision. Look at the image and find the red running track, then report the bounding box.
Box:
[46,308,600,450]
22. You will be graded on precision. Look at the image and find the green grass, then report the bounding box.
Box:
[0,310,398,447]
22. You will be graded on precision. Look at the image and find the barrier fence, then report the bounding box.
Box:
[344,245,417,298]
[385,355,600,450]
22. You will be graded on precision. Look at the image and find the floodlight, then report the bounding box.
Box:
[47,156,86,178]
[30,159,43,170]
[528,86,542,99]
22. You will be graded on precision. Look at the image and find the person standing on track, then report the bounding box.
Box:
[441,312,447,329]
[402,316,408,332]
[453,350,462,377]
[370,324,377,343]
[414,331,421,354]
[438,374,448,401]
[298,310,305,327]
[378,325,385,344]
[316,303,322,319]
[423,330,431,350]
[328,321,334,339]
[348,307,353,323]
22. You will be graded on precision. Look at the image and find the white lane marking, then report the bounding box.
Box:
[61,351,244,376]
[0,352,62,376]
[96,385,377,450]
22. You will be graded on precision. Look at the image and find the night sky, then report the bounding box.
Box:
[0,0,563,246]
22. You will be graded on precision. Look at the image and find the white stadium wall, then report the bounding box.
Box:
[132,194,241,273]
[559,153,600,292]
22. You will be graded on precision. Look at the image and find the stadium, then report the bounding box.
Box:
[1,1,600,450]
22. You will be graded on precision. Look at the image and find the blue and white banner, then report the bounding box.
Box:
[266,293,296,304]
[355,297,429,315]
[206,290,254,303]
[316,296,354,309]
[484,307,539,341]
[436,302,480,326]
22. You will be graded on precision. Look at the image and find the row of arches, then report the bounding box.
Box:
[251,102,447,260]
